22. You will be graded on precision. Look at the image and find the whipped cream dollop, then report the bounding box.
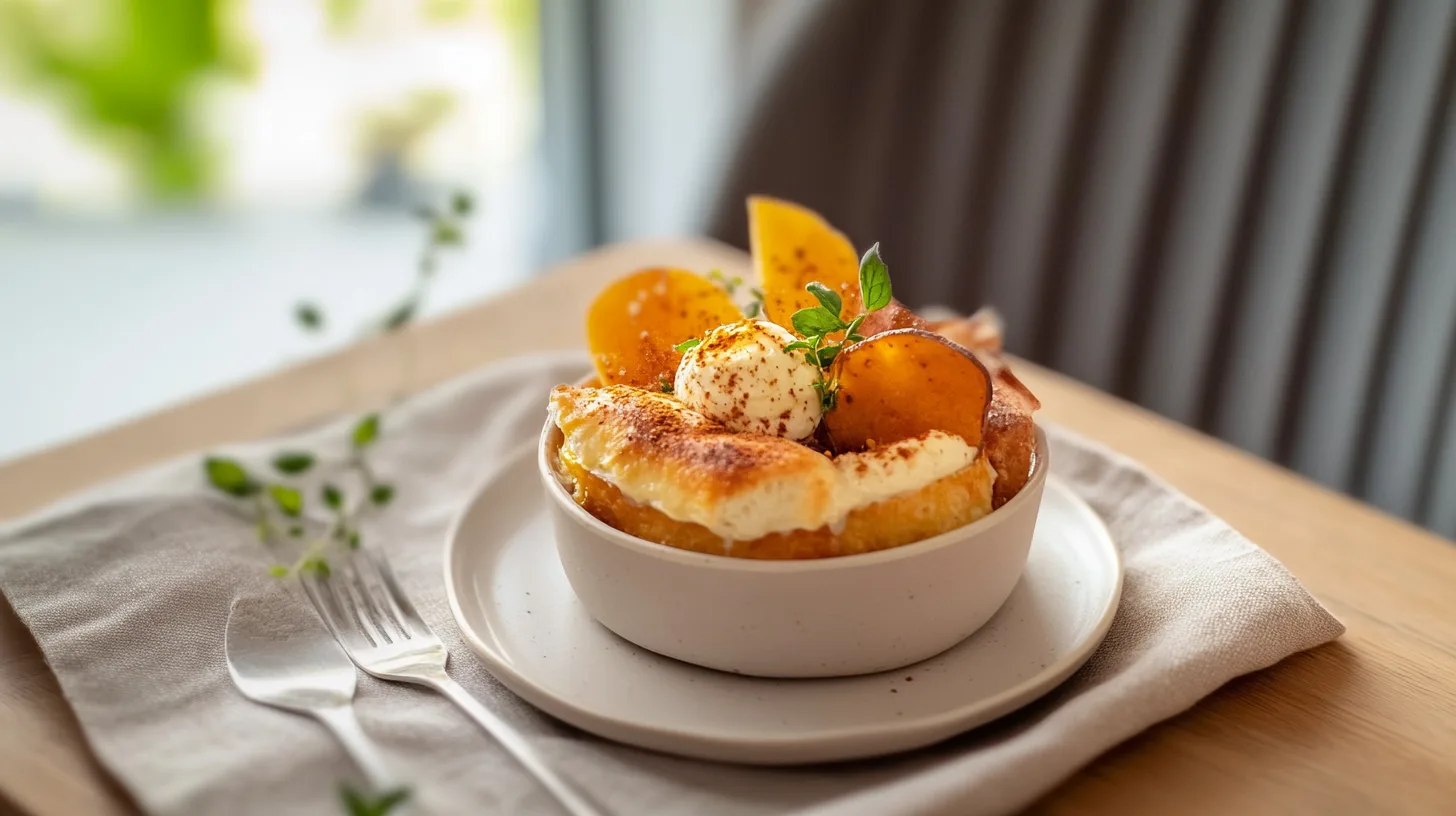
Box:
[674,319,823,441]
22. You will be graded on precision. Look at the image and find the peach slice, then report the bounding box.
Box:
[825,328,992,452]
[586,268,742,389]
[748,196,862,329]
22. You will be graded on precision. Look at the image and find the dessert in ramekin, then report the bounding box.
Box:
[541,196,1046,676]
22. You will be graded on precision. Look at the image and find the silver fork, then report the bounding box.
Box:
[301,549,604,816]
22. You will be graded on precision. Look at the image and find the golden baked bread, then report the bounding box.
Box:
[549,385,996,560]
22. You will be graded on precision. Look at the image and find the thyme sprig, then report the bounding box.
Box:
[203,192,471,577]
[205,413,392,577]
[784,243,892,411]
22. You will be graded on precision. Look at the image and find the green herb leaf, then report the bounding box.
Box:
[370,484,395,506]
[658,376,674,393]
[352,414,380,449]
[204,457,259,498]
[288,524,304,537]
[792,307,845,337]
[673,338,701,352]
[382,298,418,332]
[845,314,866,339]
[272,451,315,475]
[744,301,761,318]
[300,556,331,578]
[450,191,474,216]
[268,484,303,517]
[805,281,842,317]
[294,302,324,333]
[848,333,866,342]
[858,242,892,312]
[817,346,840,367]
[322,484,343,510]
[432,221,463,246]
[783,340,814,353]
[268,564,290,578]
[341,784,412,816]
[707,268,737,295]
[347,530,361,550]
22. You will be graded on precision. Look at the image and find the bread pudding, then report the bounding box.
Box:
[550,196,1039,560]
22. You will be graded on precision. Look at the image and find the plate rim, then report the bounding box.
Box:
[443,446,1124,764]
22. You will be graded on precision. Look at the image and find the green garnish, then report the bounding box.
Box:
[299,556,331,578]
[341,785,411,816]
[294,303,324,333]
[858,242,892,311]
[206,197,456,585]
[272,451,315,475]
[745,286,765,318]
[269,485,303,517]
[707,269,743,296]
[295,189,472,337]
[791,307,843,337]
[784,242,895,412]
[805,281,842,316]
[673,338,701,352]
[351,414,380,449]
[205,457,258,498]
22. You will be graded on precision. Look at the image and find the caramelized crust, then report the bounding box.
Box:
[985,368,1040,507]
[550,384,838,508]
[553,439,995,560]
[549,384,997,559]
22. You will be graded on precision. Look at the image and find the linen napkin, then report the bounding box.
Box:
[0,351,1343,816]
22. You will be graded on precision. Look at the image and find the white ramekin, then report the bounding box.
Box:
[539,420,1047,678]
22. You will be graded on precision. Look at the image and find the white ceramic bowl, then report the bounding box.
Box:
[538,421,1048,678]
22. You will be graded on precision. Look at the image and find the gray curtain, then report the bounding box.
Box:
[707,0,1456,538]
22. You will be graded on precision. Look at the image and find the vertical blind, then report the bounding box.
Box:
[708,0,1456,537]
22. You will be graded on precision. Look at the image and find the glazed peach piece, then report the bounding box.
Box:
[825,328,993,453]
[748,196,862,328]
[585,268,741,389]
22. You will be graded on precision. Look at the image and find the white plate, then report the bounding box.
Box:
[444,446,1123,765]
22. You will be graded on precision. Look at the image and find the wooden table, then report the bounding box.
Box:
[2,239,1454,815]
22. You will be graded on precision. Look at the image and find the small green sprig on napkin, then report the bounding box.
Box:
[204,190,472,577]
[784,242,893,411]
[341,784,411,816]
[204,412,392,577]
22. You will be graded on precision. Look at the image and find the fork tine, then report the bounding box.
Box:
[301,569,369,653]
[335,563,390,648]
[368,549,431,634]
[346,558,404,644]
[354,550,412,640]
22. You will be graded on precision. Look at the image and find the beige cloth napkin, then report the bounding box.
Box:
[0,352,1343,816]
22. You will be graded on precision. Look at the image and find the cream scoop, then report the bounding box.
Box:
[674,320,823,441]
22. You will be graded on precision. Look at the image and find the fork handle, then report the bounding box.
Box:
[315,705,400,793]
[424,674,605,816]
